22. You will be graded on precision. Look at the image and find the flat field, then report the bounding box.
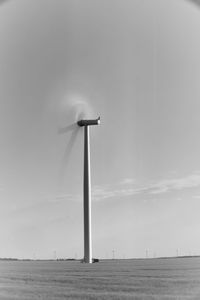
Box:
[0,257,200,299]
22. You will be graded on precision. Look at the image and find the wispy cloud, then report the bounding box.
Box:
[149,173,200,194]
[120,178,136,185]
[41,193,81,203]
[55,193,81,202]
[52,173,200,203]
[91,173,200,201]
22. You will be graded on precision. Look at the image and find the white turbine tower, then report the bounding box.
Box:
[77,117,100,263]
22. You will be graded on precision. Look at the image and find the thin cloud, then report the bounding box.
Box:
[120,178,136,185]
[91,184,142,201]
[91,173,200,201]
[149,174,200,194]
[55,193,81,203]
[54,173,200,202]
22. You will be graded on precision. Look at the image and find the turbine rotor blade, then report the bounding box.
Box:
[58,127,79,188]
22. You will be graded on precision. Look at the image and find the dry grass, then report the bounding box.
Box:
[0,258,200,299]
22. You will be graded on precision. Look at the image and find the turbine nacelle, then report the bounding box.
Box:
[77,117,100,127]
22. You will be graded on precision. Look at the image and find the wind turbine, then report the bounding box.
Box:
[77,116,100,263]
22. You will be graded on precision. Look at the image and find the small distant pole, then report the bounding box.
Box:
[112,249,115,260]
[54,250,57,260]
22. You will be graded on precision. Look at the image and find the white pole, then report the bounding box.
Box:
[77,117,100,263]
[83,125,92,263]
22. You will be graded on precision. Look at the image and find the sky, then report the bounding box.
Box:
[0,0,200,259]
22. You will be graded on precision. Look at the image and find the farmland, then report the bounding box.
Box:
[0,257,200,299]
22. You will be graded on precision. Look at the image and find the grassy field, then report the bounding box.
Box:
[0,257,200,299]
